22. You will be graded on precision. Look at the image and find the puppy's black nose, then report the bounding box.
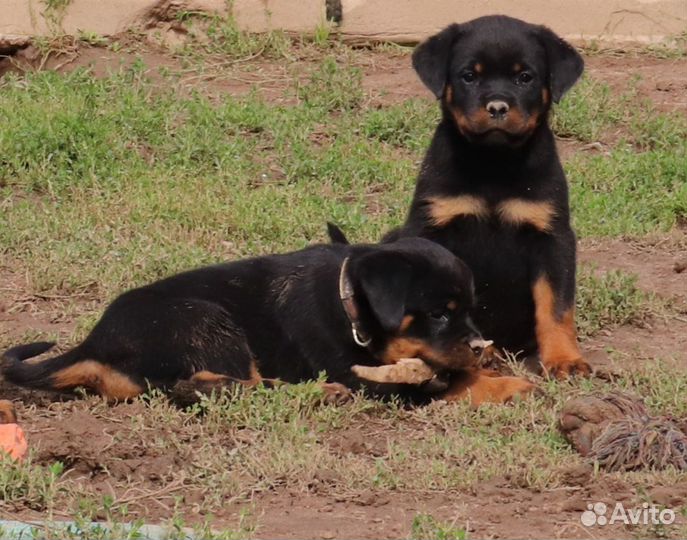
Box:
[486,100,509,119]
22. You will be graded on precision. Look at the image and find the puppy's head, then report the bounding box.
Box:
[348,238,483,371]
[413,15,583,146]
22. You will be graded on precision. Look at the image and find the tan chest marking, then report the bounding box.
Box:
[426,195,489,226]
[496,199,557,232]
[426,196,557,233]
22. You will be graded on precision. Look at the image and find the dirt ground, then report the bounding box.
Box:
[1,40,686,539]
[4,386,685,539]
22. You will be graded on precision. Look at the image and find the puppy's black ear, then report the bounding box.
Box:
[327,222,349,245]
[536,26,584,103]
[412,23,461,98]
[354,252,412,332]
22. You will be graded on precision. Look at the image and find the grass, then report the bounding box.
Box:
[175,12,293,60]
[1,360,685,535]
[0,64,413,299]
[551,74,687,236]
[296,55,364,111]
[553,78,687,236]
[550,76,623,143]
[0,504,255,539]
[1,23,686,538]
[0,456,64,510]
[553,75,687,235]
[576,266,666,337]
[569,146,687,236]
[411,514,467,540]
[580,31,687,60]
[2,62,685,300]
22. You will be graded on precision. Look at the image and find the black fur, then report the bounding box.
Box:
[387,16,586,364]
[2,238,481,400]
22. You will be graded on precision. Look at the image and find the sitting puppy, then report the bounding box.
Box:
[2,238,533,405]
[387,15,590,378]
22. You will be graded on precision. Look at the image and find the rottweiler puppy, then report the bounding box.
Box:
[2,238,533,405]
[386,15,589,378]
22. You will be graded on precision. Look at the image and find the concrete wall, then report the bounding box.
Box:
[1,0,685,48]
[338,0,687,44]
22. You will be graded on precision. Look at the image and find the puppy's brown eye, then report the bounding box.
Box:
[517,72,533,84]
[462,71,476,83]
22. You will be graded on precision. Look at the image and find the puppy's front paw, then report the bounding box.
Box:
[319,382,353,405]
[480,376,537,405]
[443,370,537,406]
[542,356,592,379]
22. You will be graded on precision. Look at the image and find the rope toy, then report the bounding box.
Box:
[559,392,687,471]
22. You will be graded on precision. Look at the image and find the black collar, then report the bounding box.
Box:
[338,257,372,348]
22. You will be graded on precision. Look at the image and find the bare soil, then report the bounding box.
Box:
[3,381,685,539]
[580,236,687,373]
[1,42,686,539]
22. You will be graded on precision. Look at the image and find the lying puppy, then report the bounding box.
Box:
[2,238,533,405]
[387,15,590,378]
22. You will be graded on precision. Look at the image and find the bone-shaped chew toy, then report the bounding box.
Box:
[351,358,437,385]
[352,338,493,385]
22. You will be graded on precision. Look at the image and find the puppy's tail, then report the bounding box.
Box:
[326,222,350,245]
[2,342,85,391]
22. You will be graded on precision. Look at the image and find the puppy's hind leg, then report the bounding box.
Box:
[169,366,352,408]
[2,342,144,401]
[167,372,236,408]
[167,359,280,408]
